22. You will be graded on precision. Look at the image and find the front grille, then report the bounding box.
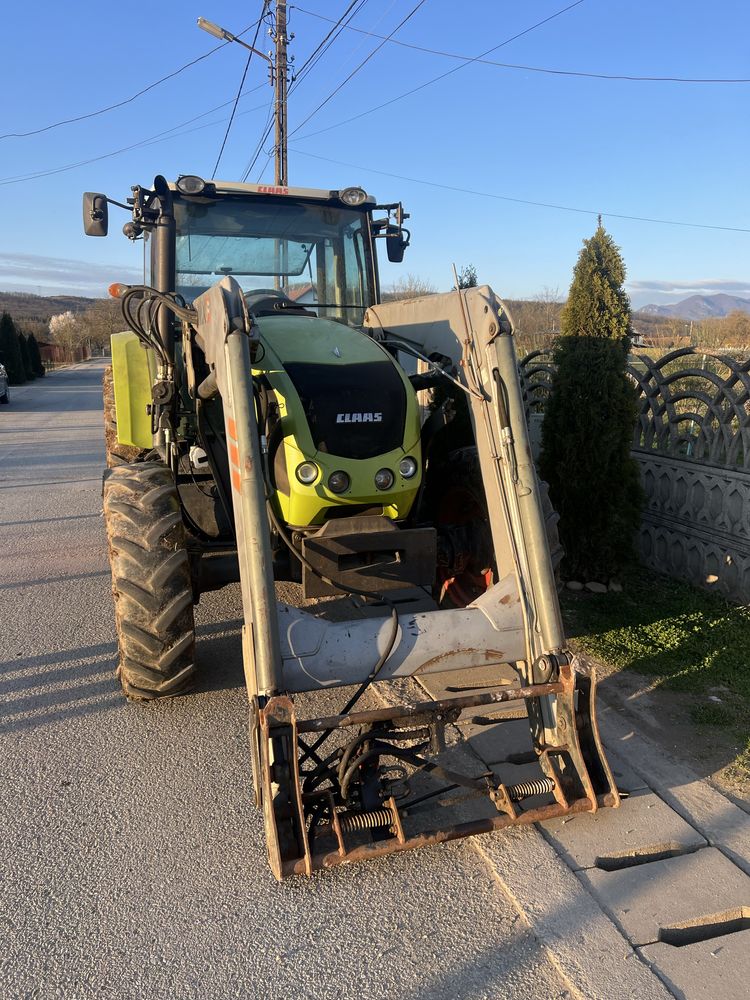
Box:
[322,504,384,521]
[284,361,406,459]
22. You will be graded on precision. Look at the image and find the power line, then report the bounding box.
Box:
[292,0,403,97]
[289,0,429,137]
[241,105,276,181]
[292,1,589,142]
[0,19,265,142]
[212,1,271,176]
[255,151,275,183]
[292,5,750,84]
[0,87,268,188]
[291,148,750,234]
[290,0,368,91]
[240,0,385,184]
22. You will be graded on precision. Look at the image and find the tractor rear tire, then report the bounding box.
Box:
[435,446,562,606]
[103,365,143,468]
[103,461,196,700]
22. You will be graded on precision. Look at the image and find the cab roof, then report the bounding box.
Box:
[168,178,377,206]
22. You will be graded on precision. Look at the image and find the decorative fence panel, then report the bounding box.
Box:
[518,347,750,603]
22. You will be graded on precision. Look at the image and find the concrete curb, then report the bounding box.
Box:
[376,674,676,998]
[471,707,750,999]
[598,703,750,876]
[474,825,674,1000]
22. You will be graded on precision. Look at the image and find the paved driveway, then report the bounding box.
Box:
[0,361,569,1000]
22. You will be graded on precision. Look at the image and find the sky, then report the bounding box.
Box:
[0,0,748,309]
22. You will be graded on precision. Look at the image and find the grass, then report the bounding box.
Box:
[560,568,750,783]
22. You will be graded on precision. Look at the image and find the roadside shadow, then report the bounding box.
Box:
[563,583,749,798]
[0,570,110,592]
[194,619,246,694]
[0,513,102,528]
[0,652,120,736]
[597,654,749,797]
[0,620,246,734]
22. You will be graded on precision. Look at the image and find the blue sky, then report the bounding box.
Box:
[0,0,748,308]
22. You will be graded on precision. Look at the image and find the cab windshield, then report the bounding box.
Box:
[173,195,375,326]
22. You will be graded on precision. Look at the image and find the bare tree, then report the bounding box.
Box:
[77,298,122,350]
[540,285,562,333]
[383,274,437,302]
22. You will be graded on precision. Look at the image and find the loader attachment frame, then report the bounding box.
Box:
[180,276,619,879]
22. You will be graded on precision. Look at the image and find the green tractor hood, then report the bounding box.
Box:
[253,313,422,527]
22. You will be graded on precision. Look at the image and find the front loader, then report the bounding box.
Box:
[84,174,619,878]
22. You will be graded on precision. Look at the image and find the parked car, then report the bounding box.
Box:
[0,362,9,404]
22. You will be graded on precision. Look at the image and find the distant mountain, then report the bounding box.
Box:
[639,293,750,320]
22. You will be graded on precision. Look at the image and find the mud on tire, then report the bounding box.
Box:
[103,461,196,700]
[103,365,143,468]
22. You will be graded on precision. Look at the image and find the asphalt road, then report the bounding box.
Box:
[0,360,570,1000]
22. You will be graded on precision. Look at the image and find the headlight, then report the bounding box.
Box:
[328,470,350,494]
[374,468,394,491]
[399,456,418,479]
[339,186,367,206]
[295,462,319,485]
[176,175,206,195]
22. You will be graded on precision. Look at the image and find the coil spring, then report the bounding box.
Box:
[507,777,555,801]
[338,808,394,833]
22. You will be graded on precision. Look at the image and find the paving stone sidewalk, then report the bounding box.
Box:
[413,666,750,1000]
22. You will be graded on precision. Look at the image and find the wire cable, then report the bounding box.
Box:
[289,0,429,137]
[291,148,750,235]
[292,5,750,85]
[212,1,271,177]
[0,87,269,188]
[290,0,367,90]
[292,1,589,142]
[0,18,265,141]
[240,106,276,181]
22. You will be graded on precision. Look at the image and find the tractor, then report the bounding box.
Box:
[83,174,619,878]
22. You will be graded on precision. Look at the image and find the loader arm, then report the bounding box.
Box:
[189,276,619,879]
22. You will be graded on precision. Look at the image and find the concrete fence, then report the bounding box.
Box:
[518,347,750,603]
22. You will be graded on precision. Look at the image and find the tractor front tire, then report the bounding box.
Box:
[103,365,143,468]
[103,461,196,700]
[434,446,563,607]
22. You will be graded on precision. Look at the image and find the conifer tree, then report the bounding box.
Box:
[539,220,642,580]
[456,264,478,289]
[18,332,35,380]
[27,333,45,377]
[0,312,26,385]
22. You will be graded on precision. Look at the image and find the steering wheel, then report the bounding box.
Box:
[245,288,291,307]
[244,287,308,317]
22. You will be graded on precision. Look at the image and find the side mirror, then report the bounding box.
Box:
[83,192,109,237]
[385,225,409,264]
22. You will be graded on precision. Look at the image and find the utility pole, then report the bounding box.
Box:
[273,0,288,187]
[197,5,291,185]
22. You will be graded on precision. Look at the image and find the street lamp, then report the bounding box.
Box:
[197,17,272,62]
[198,6,289,189]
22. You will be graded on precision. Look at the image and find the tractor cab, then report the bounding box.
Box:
[84,175,410,327]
